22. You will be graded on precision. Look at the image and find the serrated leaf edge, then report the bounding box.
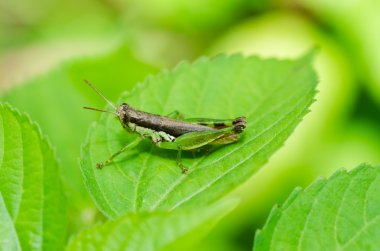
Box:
[253,163,379,250]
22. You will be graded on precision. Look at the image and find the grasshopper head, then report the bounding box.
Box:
[117,103,141,133]
[117,103,138,125]
[117,103,129,122]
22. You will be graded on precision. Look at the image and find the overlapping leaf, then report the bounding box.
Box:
[0,104,66,250]
[254,164,380,251]
[81,53,318,218]
[66,199,237,251]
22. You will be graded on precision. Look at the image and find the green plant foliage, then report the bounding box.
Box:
[81,53,318,219]
[65,199,237,251]
[298,0,380,105]
[125,0,246,32]
[1,46,159,206]
[254,164,380,251]
[0,103,67,250]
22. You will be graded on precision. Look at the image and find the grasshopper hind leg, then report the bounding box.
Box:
[184,116,246,130]
[175,144,188,174]
[157,117,246,174]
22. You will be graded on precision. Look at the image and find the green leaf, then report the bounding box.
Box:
[1,46,159,207]
[253,164,380,251]
[66,199,237,251]
[0,103,67,250]
[0,193,21,251]
[81,53,318,218]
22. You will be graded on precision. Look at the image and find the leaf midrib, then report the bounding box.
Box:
[150,87,314,210]
[146,65,299,209]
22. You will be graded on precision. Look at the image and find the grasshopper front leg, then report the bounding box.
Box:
[96,137,142,169]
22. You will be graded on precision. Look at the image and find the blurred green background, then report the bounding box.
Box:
[1,0,380,250]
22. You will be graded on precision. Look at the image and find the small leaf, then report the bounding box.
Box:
[253,164,380,251]
[65,199,237,251]
[0,103,67,250]
[81,53,318,218]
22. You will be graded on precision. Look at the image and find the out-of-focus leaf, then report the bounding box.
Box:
[65,199,237,251]
[125,0,246,32]
[254,164,380,251]
[0,103,66,250]
[210,11,355,137]
[0,0,121,50]
[81,53,318,219]
[297,0,380,105]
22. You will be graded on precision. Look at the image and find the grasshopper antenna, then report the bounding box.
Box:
[84,79,117,110]
[83,106,117,115]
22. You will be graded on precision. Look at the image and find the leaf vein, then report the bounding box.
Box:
[170,93,311,209]
[151,86,313,209]
[341,214,380,250]
[296,185,327,250]
[333,172,359,248]
[134,147,154,211]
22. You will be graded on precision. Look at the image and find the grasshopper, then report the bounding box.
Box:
[84,80,246,174]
